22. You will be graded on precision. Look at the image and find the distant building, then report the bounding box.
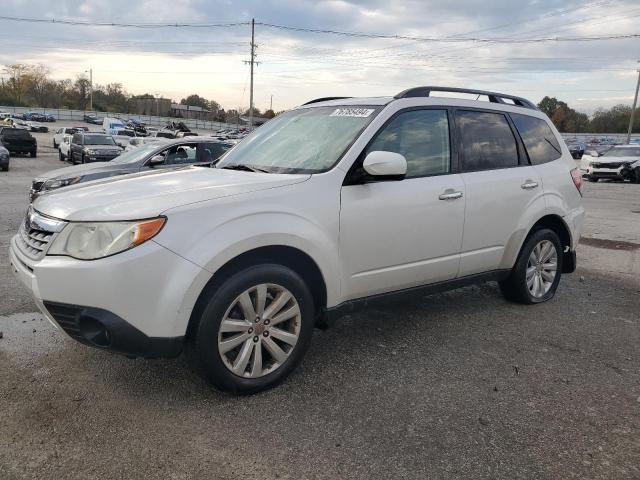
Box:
[132,97,171,116]
[170,103,210,120]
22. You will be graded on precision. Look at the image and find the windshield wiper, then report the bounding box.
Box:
[219,164,270,173]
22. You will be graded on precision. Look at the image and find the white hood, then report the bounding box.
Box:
[34,166,309,221]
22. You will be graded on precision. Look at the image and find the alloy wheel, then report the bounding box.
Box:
[217,283,301,378]
[526,240,558,298]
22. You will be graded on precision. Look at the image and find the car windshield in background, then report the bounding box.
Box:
[85,135,117,145]
[216,106,380,174]
[109,143,158,164]
[603,147,640,157]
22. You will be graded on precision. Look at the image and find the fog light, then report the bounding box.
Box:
[78,314,111,347]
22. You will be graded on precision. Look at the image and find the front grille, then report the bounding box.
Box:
[15,207,66,260]
[17,223,53,259]
[593,162,623,169]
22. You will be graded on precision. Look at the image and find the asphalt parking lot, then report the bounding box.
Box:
[1,130,639,479]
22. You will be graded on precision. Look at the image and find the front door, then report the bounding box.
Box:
[340,108,465,301]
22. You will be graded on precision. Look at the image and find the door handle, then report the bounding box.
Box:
[521,181,539,190]
[439,191,463,200]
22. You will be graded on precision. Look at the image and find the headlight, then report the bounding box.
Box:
[43,176,82,191]
[48,217,166,260]
[85,149,97,155]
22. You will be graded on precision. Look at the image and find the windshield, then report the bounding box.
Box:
[85,135,117,146]
[110,143,159,164]
[216,106,380,173]
[603,147,640,157]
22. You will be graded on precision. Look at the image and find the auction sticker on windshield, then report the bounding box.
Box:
[330,108,375,117]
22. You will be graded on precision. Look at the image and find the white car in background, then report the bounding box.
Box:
[53,127,85,148]
[25,121,48,133]
[58,135,72,162]
[580,145,640,182]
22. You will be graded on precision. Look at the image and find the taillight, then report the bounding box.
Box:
[570,168,583,195]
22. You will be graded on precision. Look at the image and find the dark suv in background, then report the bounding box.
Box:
[69,132,122,164]
[0,127,37,157]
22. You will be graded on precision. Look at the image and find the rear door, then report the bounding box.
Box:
[455,109,543,276]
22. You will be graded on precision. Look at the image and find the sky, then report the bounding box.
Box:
[0,0,638,114]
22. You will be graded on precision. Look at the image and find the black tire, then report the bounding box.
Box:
[634,168,640,184]
[587,175,599,183]
[1,165,7,172]
[30,150,36,158]
[499,228,563,305]
[186,263,315,395]
[59,150,65,161]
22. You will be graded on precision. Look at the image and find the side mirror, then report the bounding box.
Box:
[149,154,165,166]
[586,150,599,157]
[362,151,407,179]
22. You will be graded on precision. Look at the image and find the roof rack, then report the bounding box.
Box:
[302,96,352,106]
[394,86,538,110]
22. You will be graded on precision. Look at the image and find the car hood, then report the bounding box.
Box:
[33,166,310,221]
[33,162,123,182]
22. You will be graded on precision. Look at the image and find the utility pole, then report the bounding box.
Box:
[626,60,640,144]
[85,68,93,111]
[243,19,259,131]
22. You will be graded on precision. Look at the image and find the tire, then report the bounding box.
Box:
[1,165,7,172]
[499,228,563,305]
[186,263,315,394]
[587,175,599,183]
[634,168,640,184]
[59,150,65,161]
[30,150,36,158]
[81,154,85,164]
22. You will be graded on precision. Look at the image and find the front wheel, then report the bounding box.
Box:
[499,228,563,304]
[187,264,315,394]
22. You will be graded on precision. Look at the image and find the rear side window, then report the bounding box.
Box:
[366,109,450,178]
[511,113,562,165]
[456,110,518,172]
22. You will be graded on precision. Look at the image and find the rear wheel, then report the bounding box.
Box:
[187,264,315,394]
[30,150,36,158]
[499,228,563,304]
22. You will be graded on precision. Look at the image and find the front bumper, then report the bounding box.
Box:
[9,234,208,358]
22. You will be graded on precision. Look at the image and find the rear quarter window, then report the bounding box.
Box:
[511,113,562,165]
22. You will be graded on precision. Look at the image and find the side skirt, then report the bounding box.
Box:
[320,269,511,327]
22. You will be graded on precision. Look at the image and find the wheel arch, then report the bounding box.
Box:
[186,245,328,339]
[524,214,575,273]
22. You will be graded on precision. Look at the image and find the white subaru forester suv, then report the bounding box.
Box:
[10,87,585,394]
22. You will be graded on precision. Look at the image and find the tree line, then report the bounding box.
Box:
[0,64,276,122]
[537,96,639,133]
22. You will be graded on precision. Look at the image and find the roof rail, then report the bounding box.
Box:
[302,96,352,106]
[394,86,538,110]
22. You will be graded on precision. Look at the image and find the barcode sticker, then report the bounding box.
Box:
[330,108,375,118]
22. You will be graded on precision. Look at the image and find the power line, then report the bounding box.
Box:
[0,15,249,28]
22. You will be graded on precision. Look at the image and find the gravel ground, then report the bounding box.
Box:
[1,129,639,479]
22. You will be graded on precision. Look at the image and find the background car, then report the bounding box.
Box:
[25,121,48,133]
[112,128,137,148]
[0,127,37,157]
[58,135,72,162]
[30,137,233,200]
[3,118,29,130]
[53,127,84,148]
[124,137,169,151]
[580,145,640,182]
[69,132,122,164]
[83,113,101,124]
[567,142,586,159]
[0,145,9,171]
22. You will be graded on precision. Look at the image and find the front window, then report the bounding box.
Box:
[603,147,640,157]
[216,106,380,173]
[84,135,117,146]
